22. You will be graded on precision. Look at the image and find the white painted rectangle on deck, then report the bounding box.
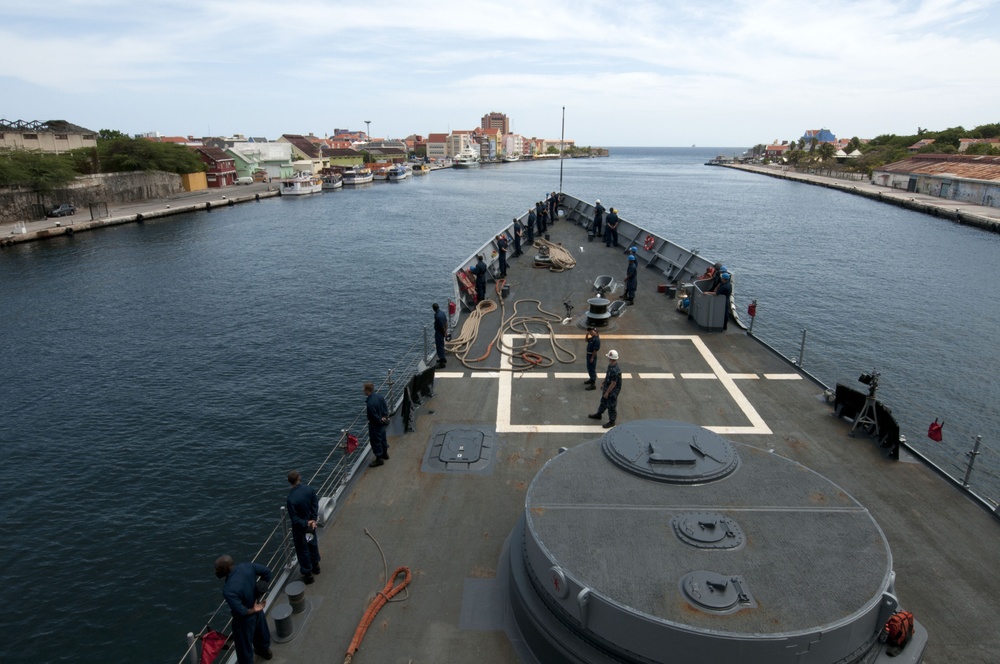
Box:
[763,374,803,380]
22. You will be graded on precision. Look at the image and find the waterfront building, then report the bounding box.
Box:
[958,138,1000,153]
[0,119,97,153]
[801,128,837,144]
[192,147,237,187]
[227,142,295,180]
[447,132,476,159]
[503,133,525,157]
[480,111,510,135]
[278,134,330,173]
[873,154,1000,208]
[426,133,449,161]
[764,144,791,159]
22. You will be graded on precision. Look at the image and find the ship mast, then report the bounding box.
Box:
[558,106,565,193]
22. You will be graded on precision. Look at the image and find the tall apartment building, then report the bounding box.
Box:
[480,112,510,135]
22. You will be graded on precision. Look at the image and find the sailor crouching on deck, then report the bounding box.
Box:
[215,555,273,662]
[364,382,390,466]
[286,470,321,584]
[588,350,622,428]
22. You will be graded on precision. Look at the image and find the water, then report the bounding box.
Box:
[1,148,997,663]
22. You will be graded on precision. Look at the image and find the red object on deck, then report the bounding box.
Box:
[346,433,359,454]
[927,419,943,442]
[448,300,456,316]
[748,302,757,318]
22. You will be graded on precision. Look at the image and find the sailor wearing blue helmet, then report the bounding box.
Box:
[708,270,734,330]
[624,254,638,305]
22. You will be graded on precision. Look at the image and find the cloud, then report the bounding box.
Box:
[2,0,998,144]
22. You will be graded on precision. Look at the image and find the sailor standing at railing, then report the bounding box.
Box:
[214,555,273,662]
[364,382,390,467]
[286,470,321,585]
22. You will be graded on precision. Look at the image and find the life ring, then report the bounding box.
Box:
[643,235,654,251]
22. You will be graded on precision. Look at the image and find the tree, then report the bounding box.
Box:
[818,143,836,161]
[98,128,130,141]
[847,136,862,153]
[0,149,78,190]
[546,145,559,154]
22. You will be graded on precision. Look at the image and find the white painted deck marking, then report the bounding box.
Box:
[493,334,774,436]
[637,373,675,379]
[764,373,803,380]
[680,373,717,380]
[729,373,759,380]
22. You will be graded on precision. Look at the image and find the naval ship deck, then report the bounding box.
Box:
[256,202,999,664]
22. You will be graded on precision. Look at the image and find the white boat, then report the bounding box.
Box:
[453,153,479,168]
[280,172,323,195]
[321,174,343,190]
[341,166,374,185]
[502,154,521,163]
[372,166,390,181]
[388,164,411,181]
[411,163,430,175]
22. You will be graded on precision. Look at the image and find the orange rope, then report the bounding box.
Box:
[343,566,412,664]
[521,351,543,365]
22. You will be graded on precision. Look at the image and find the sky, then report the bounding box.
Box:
[3,0,1000,147]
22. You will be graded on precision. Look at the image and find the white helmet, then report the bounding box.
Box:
[606,350,619,360]
[596,199,601,204]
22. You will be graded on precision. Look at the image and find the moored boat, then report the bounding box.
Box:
[453,153,479,168]
[321,173,343,190]
[388,164,411,181]
[411,163,430,175]
[502,154,521,163]
[341,166,374,185]
[373,166,390,181]
[279,172,323,195]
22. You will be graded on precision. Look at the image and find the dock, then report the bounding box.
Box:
[723,163,1000,233]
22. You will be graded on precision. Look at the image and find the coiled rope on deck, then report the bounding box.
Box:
[532,238,577,272]
[343,529,412,664]
[445,280,576,372]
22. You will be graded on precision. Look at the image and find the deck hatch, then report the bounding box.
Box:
[672,512,745,550]
[680,571,756,613]
[602,420,739,483]
[422,425,496,474]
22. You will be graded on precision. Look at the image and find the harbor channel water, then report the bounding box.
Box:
[1,147,998,663]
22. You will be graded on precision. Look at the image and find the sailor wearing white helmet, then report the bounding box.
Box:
[588,349,622,428]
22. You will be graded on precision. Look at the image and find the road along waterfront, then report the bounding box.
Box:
[0,147,997,663]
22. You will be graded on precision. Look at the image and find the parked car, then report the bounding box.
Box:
[46,204,76,217]
[236,176,254,185]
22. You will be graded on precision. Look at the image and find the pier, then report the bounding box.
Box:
[723,163,1000,233]
[0,184,279,247]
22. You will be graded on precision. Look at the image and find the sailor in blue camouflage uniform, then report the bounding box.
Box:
[588,349,622,428]
[215,555,273,662]
[526,207,536,245]
[286,470,321,584]
[512,217,523,257]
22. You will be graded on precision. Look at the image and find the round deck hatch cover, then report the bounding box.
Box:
[672,512,745,550]
[602,420,739,483]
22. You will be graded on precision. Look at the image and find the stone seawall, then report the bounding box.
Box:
[723,164,1000,234]
[1,188,279,247]
[0,171,186,222]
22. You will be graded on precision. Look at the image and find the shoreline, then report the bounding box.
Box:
[722,163,1000,233]
[0,184,280,247]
